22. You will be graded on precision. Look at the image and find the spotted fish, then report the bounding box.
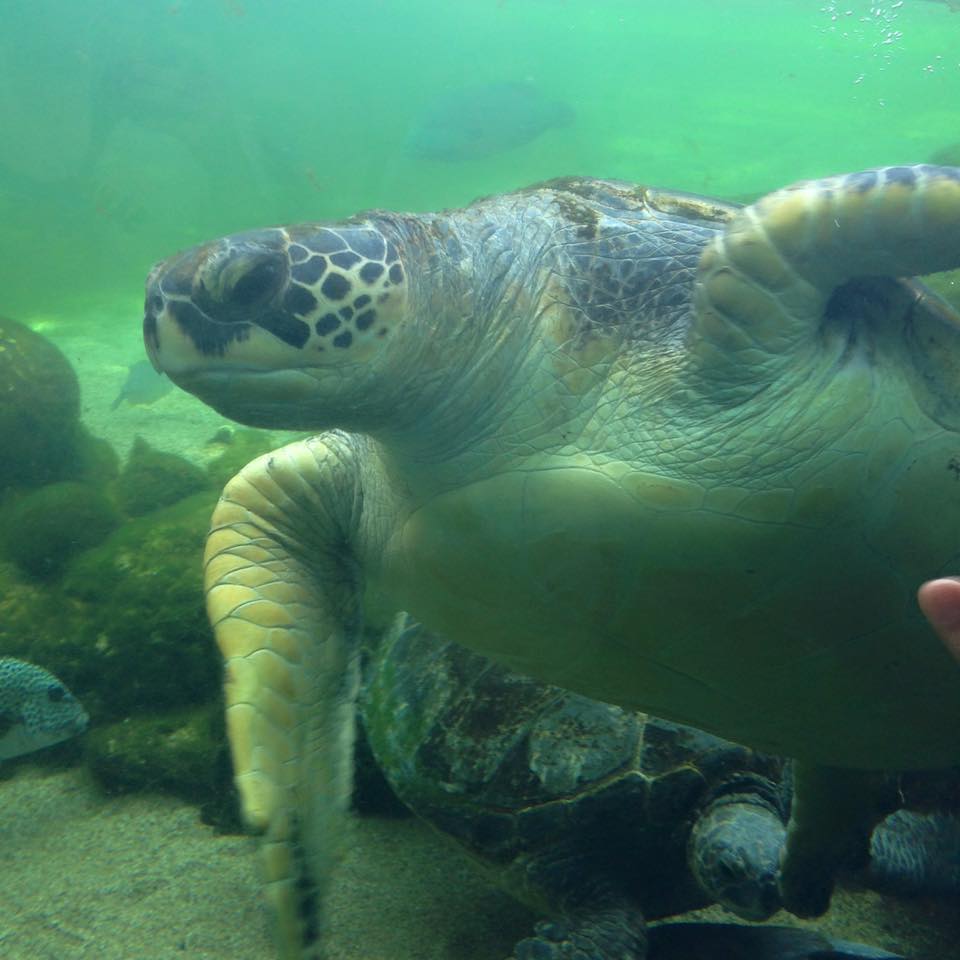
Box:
[0,657,88,760]
[405,80,574,161]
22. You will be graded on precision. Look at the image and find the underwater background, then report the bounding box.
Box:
[1,1,960,958]
[3,0,960,318]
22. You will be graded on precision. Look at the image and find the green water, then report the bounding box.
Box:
[1,0,957,318]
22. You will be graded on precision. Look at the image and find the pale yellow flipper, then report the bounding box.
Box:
[691,165,960,387]
[205,435,363,959]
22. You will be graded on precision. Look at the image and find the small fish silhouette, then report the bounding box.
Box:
[405,81,574,162]
[112,358,174,410]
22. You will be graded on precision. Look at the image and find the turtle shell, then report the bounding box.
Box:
[360,619,780,918]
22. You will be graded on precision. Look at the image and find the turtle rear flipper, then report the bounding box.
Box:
[867,808,960,896]
[512,900,647,960]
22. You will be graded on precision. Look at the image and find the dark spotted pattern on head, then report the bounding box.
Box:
[920,163,960,182]
[330,251,362,270]
[168,299,252,356]
[256,310,312,348]
[144,220,406,362]
[847,170,879,193]
[885,166,916,187]
[312,230,347,253]
[316,313,340,335]
[355,309,376,331]
[291,256,327,285]
[321,273,352,300]
[349,230,386,260]
[149,221,408,361]
[283,285,318,317]
[282,221,407,353]
[359,262,384,284]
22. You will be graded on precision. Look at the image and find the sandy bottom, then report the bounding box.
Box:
[0,767,957,960]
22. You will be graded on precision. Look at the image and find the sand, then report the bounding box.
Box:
[0,765,957,960]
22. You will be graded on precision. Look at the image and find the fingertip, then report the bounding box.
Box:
[918,578,960,662]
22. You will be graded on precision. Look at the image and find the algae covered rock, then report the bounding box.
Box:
[0,490,220,721]
[85,702,238,828]
[0,316,83,489]
[0,489,233,819]
[204,426,281,489]
[75,425,121,488]
[0,481,120,579]
[61,491,220,718]
[116,435,211,517]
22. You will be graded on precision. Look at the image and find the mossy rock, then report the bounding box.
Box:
[0,563,86,666]
[85,701,240,829]
[0,316,83,489]
[0,481,120,579]
[205,426,282,489]
[59,490,221,719]
[75,425,120,488]
[0,492,220,721]
[116,435,211,517]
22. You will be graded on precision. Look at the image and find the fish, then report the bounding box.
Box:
[405,80,574,162]
[0,657,88,760]
[111,358,174,410]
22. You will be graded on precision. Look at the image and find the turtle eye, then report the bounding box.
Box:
[228,259,281,308]
[47,684,66,702]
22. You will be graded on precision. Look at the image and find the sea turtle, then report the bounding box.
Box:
[143,163,960,956]
[360,618,929,959]
[363,617,788,956]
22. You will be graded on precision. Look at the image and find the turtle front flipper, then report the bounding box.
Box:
[776,762,888,918]
[511,900,647,960]
[689,164,960,392]
[204,435,365,959]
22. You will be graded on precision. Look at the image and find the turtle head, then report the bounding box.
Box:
[144,222,410,429]
[688,777,786,922]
